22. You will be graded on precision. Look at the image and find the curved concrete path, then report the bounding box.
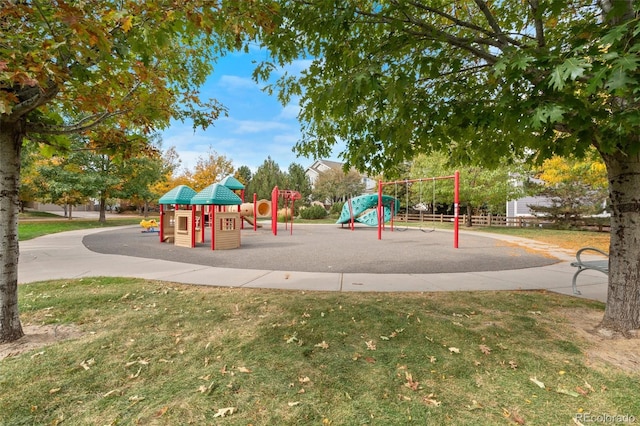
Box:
[18,225,609,302]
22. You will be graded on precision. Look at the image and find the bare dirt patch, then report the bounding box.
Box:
[561,308,640,374]
[0,324,84,361]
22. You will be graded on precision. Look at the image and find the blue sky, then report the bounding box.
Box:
[160,47,340,174]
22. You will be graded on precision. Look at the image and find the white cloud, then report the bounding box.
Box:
[278,103,300,120]
[230,119,290,134]
[218,75,259,91]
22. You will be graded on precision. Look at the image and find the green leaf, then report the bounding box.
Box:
[548,67,565,91]
[531,105,566,129]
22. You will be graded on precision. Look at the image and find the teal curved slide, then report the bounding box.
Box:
[336,194,399,226]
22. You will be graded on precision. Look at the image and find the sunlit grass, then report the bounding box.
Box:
[18,217,155,241]
[1,278,636,425]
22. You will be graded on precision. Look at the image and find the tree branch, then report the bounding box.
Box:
[6,80,59,121]
[527,0,546,47]
[25,110,125,136]
[473,0,512,47]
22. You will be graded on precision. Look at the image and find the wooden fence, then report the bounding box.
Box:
[393,213,610,231]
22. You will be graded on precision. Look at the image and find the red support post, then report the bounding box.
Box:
[271,186,279,236]
[200,206,205,243]
[211,207,215,250]
[159,204,164,242]
[191,205,196,248]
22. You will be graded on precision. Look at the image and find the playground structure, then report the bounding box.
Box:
[158,185,197,243]
[377,171,460,248]
[140,219,159,233]
[336,194,400,230]
[271,186,302,236]
[157,177,302,250]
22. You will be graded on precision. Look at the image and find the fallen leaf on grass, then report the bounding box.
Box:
[504,409,525,424]
[529,377,546,389]
[155,406,168,417]
[422,393,441,406]
[366,340,376,351]
[288,401,300,407]
[237,366,252,373]
[404,372,420,391]
[576,386,589,396]
[80,358,95,370]
[556,387,580,397]
[448,347,460,354]
[314,341,329,349]
[479,344,491,355]
[466,400,482,410]
[213,407,236,418]
[510,411,526,425]
[49,388,61,394]
[125,358,150,367]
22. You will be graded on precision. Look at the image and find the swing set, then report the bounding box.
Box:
[376,171,460,248]
[393,178,436,233]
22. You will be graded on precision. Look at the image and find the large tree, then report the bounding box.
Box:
[528,152,609,225]
[247,156,286,199]
[256,1,640,332]
[187,148,235,191]
[0,1,270,343]
[311,168,366,205]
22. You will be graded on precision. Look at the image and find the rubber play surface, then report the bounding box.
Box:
[83,224,558,274]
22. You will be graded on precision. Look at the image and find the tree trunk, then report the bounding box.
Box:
[600,151,640,333]
[466,204,473,227]
[0,119,25,343]
[99,196,107,223]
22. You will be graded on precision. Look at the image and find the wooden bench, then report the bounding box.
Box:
[570,247,609,295]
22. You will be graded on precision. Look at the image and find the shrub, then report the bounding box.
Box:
[277,207,293,222]
[300,204,328,220]
[330,202,344,216]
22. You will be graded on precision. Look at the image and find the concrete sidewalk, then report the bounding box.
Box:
[18,227,609,302]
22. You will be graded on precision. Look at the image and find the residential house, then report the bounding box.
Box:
[305,159,377,192]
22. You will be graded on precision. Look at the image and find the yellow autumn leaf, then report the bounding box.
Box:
[121,16,133,33]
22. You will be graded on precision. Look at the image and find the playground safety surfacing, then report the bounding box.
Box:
[82,224,558,275]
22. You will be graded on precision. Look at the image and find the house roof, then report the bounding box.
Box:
[306,159,344,174]
[191,183,243,205]
[158,185,197,205]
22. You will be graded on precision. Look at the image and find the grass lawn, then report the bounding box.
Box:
[1,278,638,425]
[3,220,629,424]
[18,215,154,241]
